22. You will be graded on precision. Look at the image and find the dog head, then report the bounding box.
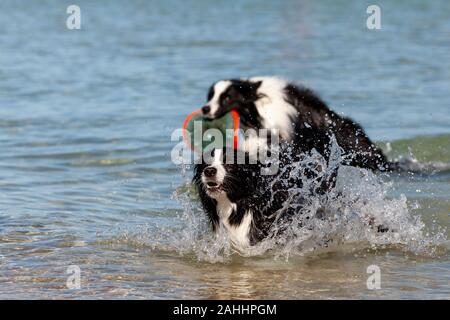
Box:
[193,148,261,201]
[201,79,262,120]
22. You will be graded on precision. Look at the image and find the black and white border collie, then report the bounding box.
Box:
[193,140,336,249]
[202,76,397,171]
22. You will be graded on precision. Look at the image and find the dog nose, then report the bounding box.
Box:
[202,106,211,114]
[204,167,217,177]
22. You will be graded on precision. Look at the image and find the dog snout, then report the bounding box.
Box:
[203,166,217,177]
[202,105,211,114]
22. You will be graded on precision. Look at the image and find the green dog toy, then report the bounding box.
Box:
[183,109,243,154]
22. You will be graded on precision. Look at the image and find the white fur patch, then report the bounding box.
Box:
[201,149,226,186]
[214,193,252,248]
[211,149,225,182]
[207,80,232,117]
[248,76,297,141]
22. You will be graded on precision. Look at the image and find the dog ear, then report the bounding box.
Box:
[238,80,262,100]
[251,80,262,90]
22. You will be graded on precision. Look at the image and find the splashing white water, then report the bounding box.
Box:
[117,140,447,263]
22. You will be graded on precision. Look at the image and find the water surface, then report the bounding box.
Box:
[0,0,449,299]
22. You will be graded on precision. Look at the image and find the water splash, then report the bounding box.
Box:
[116,139,447,263]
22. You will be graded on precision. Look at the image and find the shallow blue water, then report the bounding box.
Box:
[0,0,449,299]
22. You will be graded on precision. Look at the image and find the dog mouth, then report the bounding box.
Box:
[203,111,228,120]
[202,114,217,121]
[205,181,222,192]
